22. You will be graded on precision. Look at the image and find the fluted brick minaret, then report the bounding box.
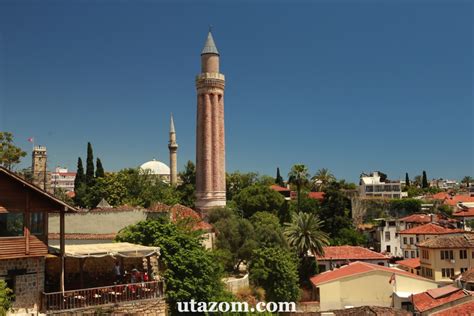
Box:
[168,114,178,186]
[195,31,226,213]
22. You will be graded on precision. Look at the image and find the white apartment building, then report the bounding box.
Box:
[359,171,402,198]
[374,218,405,257]
[50,167,76,192]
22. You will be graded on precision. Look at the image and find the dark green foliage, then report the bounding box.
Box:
[422,170,429,188]
[288,164,310,212]
[0,280,13,315]
[405,173,410,187]
[250,212,287,249]
[389,199,422,216]
[116,219,230,315]
[85,142,95,186]
[208,208,258,272]
[176,161,196,207]
[226,171,259,201]
[249,247,300,302]
[276,167,285,187]
[95,158,105,178]
[289,195,321,215]
[74,157,85,191]
[331,228,367,246]
[319,182,353,239]
[0,132,27,170]
[233,184,285,218]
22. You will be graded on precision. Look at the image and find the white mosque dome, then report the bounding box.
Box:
[140,159,170,176]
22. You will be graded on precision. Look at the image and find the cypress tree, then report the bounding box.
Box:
[74,157,85,191]
[405,173,410,187]
[85,142,95,185]
[276,167,284,187]
[422,170,429,188]
[95,158,105,178]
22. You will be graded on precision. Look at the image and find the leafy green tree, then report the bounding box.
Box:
[85,142,95,186]
[116,218,230,315]
[95,158,105,178]
[331,228,367,246]
[0,132,26,170]
[0,280,13,315]
[311,168,336,191]
[208,208,258,272]
[226,171,259,201]
[250,212,287,249]
[233,184,285,218]
[289,195,321,216]
[249,247,299,302]
[319,182,353,239]
[275,167,285,187]
[74,157,85,191]
[413,175,422,187]
[288,164,310,212]
[462,176,472,188]
[177,161,196,207]
[405,173,410,187]
[422,170,429,188]
[389,198,422,216]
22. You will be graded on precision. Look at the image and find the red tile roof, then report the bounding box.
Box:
[308,192,325,200]
[396,258,420,269]
[400,213,435,223]
[270,184,290,192]
[169,204,213,231]
[460,268,474,283]
[418,233,474,249]
[432,300,474,315]
[310,261,429,286]
[431,192,451,200]
[453,208,474,217]
[399,223,464,235]
[317,246,389,261]
[412,285,470,312]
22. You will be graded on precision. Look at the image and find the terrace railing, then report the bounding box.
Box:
[42,280,164,313]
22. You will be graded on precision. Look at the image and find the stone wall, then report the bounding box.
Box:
[0,257,44,315]
[48,298,167,316]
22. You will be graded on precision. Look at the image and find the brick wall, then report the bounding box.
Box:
[49,298,167,315]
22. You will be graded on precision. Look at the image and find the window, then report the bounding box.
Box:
[385,232,391,241]
[386,245,391,253]
[409,237,414,245]
[388,221,396,227]
[422,249,429,259]
[442,268,455,278]
[460,250,467,260]
[403,237,407,244]
[441,250,454,260]
[0,213,24,237]
[411,251,416,258]
[461,268,468,273]
[30,212,44,235]
[405,251,409,258]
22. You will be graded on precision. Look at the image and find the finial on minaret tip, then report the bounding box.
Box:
[170,113,176,134]
[201,27,219,55]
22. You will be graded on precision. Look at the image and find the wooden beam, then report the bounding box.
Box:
[60,206,65,293]
[25,190,30,255]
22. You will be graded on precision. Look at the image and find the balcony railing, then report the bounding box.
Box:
[42,280,164,313]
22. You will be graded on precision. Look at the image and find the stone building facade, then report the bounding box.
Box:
[0,257,45,314]
[31,145,51,192]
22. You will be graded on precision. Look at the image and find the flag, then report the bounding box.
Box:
[389,273,396,284]
[27,137,34,143]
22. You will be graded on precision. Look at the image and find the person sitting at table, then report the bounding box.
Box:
[130,266,139,283]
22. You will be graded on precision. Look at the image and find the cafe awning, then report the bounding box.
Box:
[49,242,160,259]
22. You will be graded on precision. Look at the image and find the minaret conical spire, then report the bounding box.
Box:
[168,113,178,186]
[201,31,219,55]
[170,113,176,134]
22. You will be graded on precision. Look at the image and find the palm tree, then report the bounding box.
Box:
[288,164,310,212]
[311,168,336,191]
[462,176,472,188]
[284,212,330,258]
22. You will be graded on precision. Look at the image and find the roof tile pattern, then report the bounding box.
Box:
[412,285,470,312]
[317,246,389,260]
[399,223,464,235]
[417,233,474,249]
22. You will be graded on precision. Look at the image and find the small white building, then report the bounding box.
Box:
[359,171,401,199]
[50,167,76,192]
[374,218,405,257]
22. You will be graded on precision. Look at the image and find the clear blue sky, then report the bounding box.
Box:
[0,0,472,182]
